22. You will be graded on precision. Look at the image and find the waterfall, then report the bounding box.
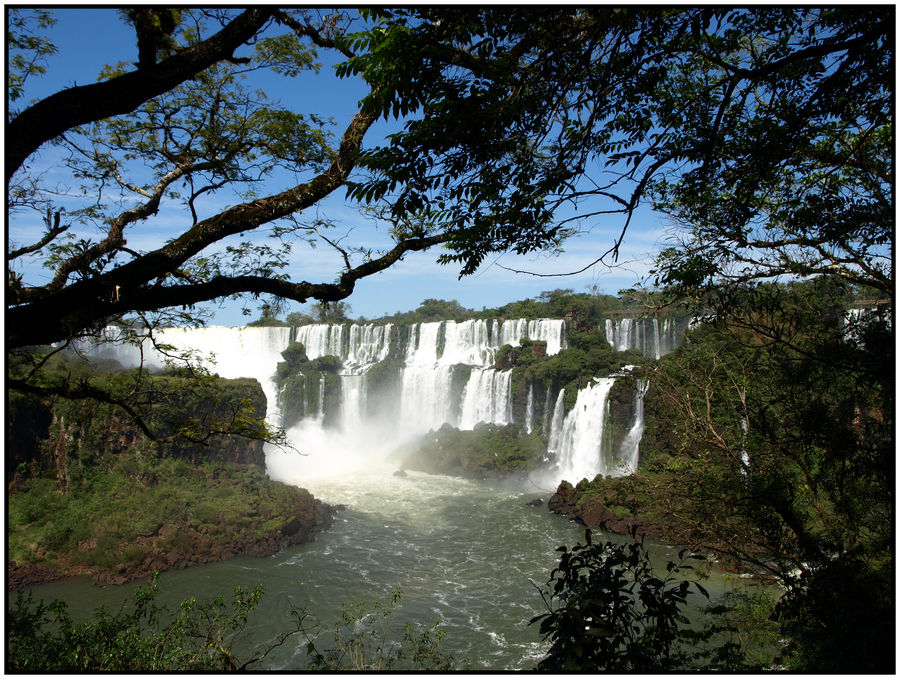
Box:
[541,388,553,434]
[546,390,567,458]
[340,373,367,431]
[553,378,616,483]
[616,379,649,475]
[524,384,534,435]
[293,324,344,361]
[458,369,512,429]
[405,322,441,364]
[74,326,293,424]
[294,322,393,371]
[343,323,393,370]
[399,365,456,436]
[76,317,646,483]
[604,316,687,359]
[498,319,567,355]
[441,320,495,365]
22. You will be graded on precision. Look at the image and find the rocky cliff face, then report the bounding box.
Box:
[41,376,270,479]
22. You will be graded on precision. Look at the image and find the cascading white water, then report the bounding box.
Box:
[294,324,344,362]
[524,384,534,435]
[398,365,457,437]
[499,319,567,355]
[294,323,393,372]
[340,373,367,431]
[541,388,553,434]
[615,379,649,475]
[391,319,565,439]
[458,369,512,430]
[604,316,684,359]
[405,322,441,364]
[545,390,567,458]
[315,374,325,422]
[553,377,616,482]
[441,320,495,366]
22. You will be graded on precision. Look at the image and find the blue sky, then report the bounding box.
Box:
[9,8,676,325]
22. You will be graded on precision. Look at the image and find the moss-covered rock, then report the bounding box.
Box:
[7,365,334,589]
[274,341,343,428]
[402,423,546,478]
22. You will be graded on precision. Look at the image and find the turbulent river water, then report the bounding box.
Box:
[26,463,585,669]
[22,455,753,670]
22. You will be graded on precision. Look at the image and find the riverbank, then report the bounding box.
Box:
[8,461,334,590]
[547,477,691,544]
[545,470,765,574]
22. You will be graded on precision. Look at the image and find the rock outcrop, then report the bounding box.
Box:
[547,479,687,545]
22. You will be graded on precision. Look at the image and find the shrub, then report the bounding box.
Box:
[7,573,267,671]
[531,533,709,671]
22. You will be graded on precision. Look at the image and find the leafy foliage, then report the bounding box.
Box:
[531,534,709,671]
[651,8,891,299]
[775,554,894,672]
[639,281,893,670]
[7,573,267,671]
[646,282,892,574]
[7,8,57,103]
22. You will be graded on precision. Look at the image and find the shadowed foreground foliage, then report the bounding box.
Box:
[6,579,456,672]
[7,574,267,671]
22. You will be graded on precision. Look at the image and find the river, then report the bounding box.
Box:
[20,454,754,670]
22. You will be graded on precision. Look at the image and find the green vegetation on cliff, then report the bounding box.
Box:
[274,341,342,429]
[8,357,331,587]
[8,458,329,586]
[402,423,546,478]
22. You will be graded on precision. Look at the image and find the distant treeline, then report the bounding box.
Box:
[247,282,885,329]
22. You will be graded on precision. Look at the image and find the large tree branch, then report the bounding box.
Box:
[128,232,451,310]
[34,161,213,297]
[111,109,375,289]
[6,8,274,182]
[7,229,449,348]
[15,107,375,311]
[274,10,356,59]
